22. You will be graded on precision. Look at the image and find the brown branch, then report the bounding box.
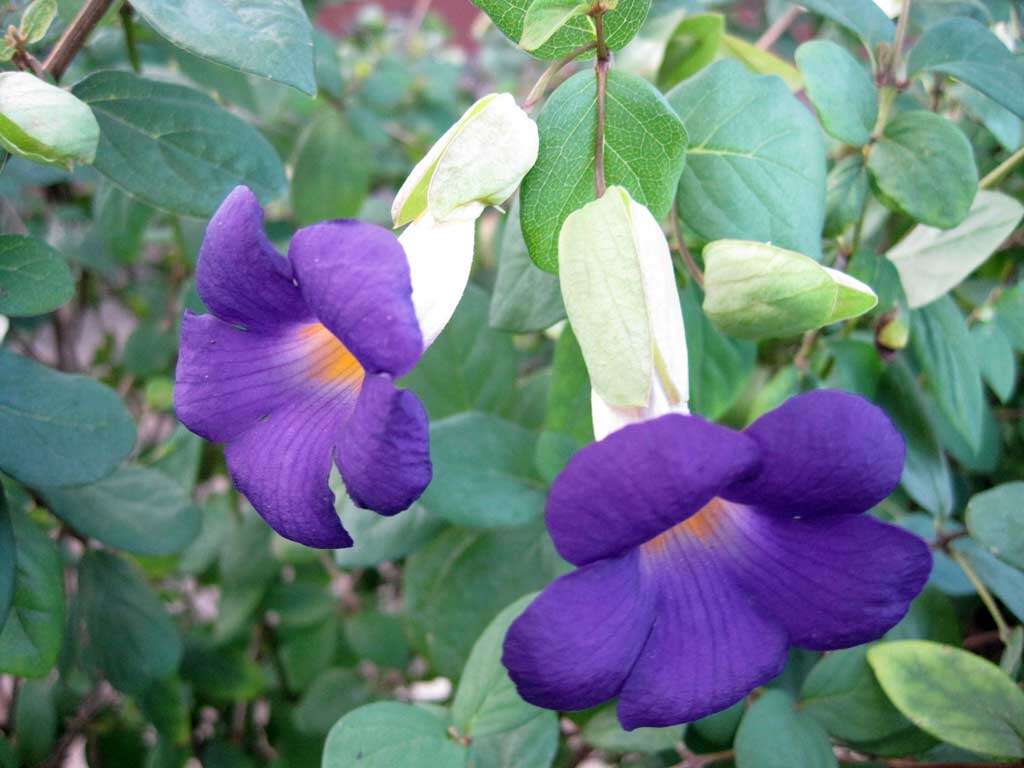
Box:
[37,685,116,768]
[594,56,608,198]
[756,5,802,50]
[42,0,117,81]
[523,41,597,111]
[669,206,704,289]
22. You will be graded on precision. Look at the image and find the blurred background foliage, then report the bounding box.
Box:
[0,0,1023,767]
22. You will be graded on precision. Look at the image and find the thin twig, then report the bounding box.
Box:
[522,41,597,111]
[38,685,116,768]
[669,206,704,288]
[403,0,432,50]
[594,56,608,198]
[42,0,116,81]
[979,145,1024,190]
[756,5,802,50]
[951,549,1011,644]
[794,329,819,372]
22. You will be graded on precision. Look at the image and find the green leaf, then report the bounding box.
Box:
[13,677,56,765]
[719,34,803,92]
[294,668,374,735]
[403,523,565,677]
[957,85,1022,152]
[72,71,286,217]
[801,646,918,745]
[0,349,136,488]
[424,412,545,528]
[39,466,200,555]
[333,482,444,568]
[656,13,725,91]
[322,702,467,768]
[122,322,177,377]
[735,689,837,768]
[867,110,978,229]
[19,0,57,44]
[520,0,591,52]
[543,324,593,446]
[971,320,1017,403]
[868,640,1024,758]
[520,69,687,272]
[291,110,369,225]
[452,594,540,738]
[0,235,72,317]
[138,676,190,745]
[0,505,63,678]
[470,0,650,60]
[876,362,953,517]
[887,190,1023,308]
[129,0,316,95]
[559,187,651,404]
[180,636,266,702]
[345,610,410,669]
[907,17,1024,119]
[0,72,98,169]
[668,60,827,259]
[798,0,894,54]
[467,711,558,768]
[0,489,12,632]
[796,40,878,147]
[966,482,1024,569]
[581,705,684,753]
[994,284,1024,352]
[489,197,564,333]
[93,179,154,264]
[402,284,522,419]
[910,295,984,451]
[79,551,182,694]
[679,283,755,419]
[1002,627,1023,679]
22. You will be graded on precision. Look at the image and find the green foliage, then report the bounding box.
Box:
[3,2,1024,765]
[868,641,1024,758]
[668,59,827,259]
[520,68,687,271]
[72,72,286,217]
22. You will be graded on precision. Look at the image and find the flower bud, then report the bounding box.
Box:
[391,93,539,227]
[702,240,877,340]
[558,186,688,438]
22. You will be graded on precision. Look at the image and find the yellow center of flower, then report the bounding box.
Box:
[642,497,727,555]
[299,323,365,386]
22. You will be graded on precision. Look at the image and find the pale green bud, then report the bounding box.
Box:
[391,93,539,227]
[0,72,99,169]
[560,187,688,422]
[702,240,877,340]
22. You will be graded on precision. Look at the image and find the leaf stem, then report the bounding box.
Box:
[979,145,1024,190]
[42,0,116,81]
[755,5,802,51]
[669,206,704,288]
[951,548,1011,644]
[522,41,597,111]
[593,10,609,198]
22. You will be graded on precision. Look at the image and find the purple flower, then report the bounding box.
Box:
[502,390,932,729]
[174,187,431,549]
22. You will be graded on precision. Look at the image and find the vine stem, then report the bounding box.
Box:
[669,206,704,288]
[593,10,609,198]
[42,0,116,81]
[755,5,802,50]
[951,549,1012,644]
[979,145,1024,190]
[522,41,597,111]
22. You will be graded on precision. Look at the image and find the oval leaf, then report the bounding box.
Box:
[0,349,136,488]
[868,640,1024,758]
[322,702,467,768]
[796,40,878,147]
[72,71,286,217]
[0,235,73,317]
[966,482,1024,570]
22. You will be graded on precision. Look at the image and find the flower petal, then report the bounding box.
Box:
[617,531,788,729]
[547,414,760,567]
[710,504,932,650]
[175,312,362,443]
[225,388,356,549]
[195,186,310,330]
[726,389,905,517]
[398,209,477,347]
[335,373,432,515]
[289,220,423,377]
[503,551,656,712]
